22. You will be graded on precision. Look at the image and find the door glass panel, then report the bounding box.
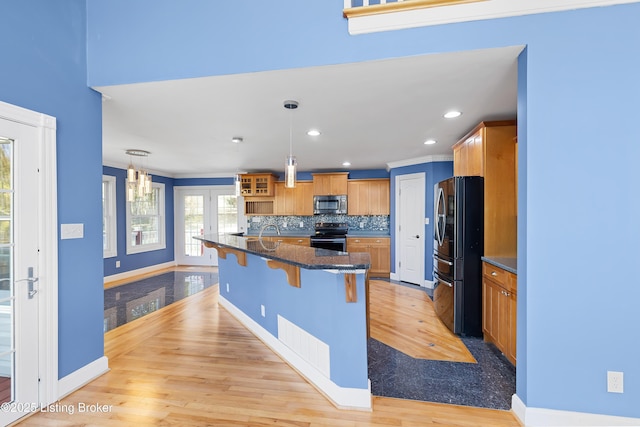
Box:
[184,195,204,256]
[0,137,14,404]
[217,195,238,234]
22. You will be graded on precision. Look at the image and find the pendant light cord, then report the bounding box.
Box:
[289,107,293,157]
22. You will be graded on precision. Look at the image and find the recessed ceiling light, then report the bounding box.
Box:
[232,137,243,144]
[307,129,321,136]
[444,110,462,119]
[424,139,437,145]
[342,161,351,167]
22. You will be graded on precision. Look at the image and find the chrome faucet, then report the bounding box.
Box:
[258,223,281,239]
[258,223,281,251]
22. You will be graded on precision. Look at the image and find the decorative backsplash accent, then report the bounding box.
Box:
[247,215,390,234]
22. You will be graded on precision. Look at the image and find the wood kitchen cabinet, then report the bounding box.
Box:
[312,173,348,195]
[482,261,517,365]
[262,236,310,247]
[347,179,390,215]
[347,237,390,278]
[240,173,276,197]
[453,120,517,257]
[274,181,313,216]
[244,197,274,215]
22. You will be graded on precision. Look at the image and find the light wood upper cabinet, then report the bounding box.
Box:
[240,173,276,197]
[274,181,313,216]
[312,173,348,195]
[453,120,517,257]
[453,130,484,177]
[347,179,390,215]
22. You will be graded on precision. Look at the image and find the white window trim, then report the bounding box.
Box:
[103,175,117,258]
[126,182,166,255]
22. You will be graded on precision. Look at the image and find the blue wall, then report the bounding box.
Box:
[103,166,175,277]
[389,161,453,280]
[3,0,638,418]
[174,177,234,186]
[219,253,368,388]
[0,1,104,378]
[86,1,640,418]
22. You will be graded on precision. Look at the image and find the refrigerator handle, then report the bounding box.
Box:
[435,187,445,247]
[434,271,453,288]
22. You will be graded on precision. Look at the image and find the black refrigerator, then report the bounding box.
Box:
[433,176,484,337]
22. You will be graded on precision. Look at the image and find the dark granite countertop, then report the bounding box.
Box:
[245,230,390,238]
[481,256,517,274]
[195,233,370,271]
[245,230,313,237]
[347,231,390,237]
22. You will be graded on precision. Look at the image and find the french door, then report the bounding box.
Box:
[0,103,57,425]
[175,187,243,266]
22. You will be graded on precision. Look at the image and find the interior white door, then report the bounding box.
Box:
[175,187,238,266]
[0,118,40,424]
[397,173,425,285]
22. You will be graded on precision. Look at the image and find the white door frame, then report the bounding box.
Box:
[174,185,237,266]
[393,172,426,286]
[0,101,58,409]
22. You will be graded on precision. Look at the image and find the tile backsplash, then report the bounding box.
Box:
[246,215,390,234]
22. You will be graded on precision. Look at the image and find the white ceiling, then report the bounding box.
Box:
[97,45,522,178]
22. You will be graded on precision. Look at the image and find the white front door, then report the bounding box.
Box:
[0,117,41,424]
[175,187,239,266]
[397,173,425,285]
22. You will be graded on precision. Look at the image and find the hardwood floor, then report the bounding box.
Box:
[369,279,476,363]
[18,272,521,426]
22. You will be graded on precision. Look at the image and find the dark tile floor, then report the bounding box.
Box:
[103,270,218,332]
[367,281,516,410]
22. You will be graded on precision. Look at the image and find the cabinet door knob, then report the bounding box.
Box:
[491,271,497,276]
[415,235,420,239]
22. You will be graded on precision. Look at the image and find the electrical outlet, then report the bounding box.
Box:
[299,221,304,228]
[115,260,120,268]
[260,304,266,317]
[226,283,230,293]
[425,217,430,225]
[607,371,624,393]
[282,222,287,228]
[360,222,365,228]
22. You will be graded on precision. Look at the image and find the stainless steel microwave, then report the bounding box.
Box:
[313,195,347,215]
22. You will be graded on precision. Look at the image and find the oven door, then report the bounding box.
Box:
[310,237,346,252]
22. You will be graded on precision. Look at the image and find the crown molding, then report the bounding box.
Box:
[387,154,453,170]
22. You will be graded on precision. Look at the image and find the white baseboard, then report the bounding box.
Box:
[103,261,176,284]
[512,394,640,426]
[219,295,372,411]
[57,356,109,399]
[389,273,434,289]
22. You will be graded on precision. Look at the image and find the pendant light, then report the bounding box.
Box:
[284,100,298,188]
[125,149,152,202]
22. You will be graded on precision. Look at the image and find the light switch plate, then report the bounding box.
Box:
[60,223,84,239]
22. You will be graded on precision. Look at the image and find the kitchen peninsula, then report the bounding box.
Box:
[194,233,372,410]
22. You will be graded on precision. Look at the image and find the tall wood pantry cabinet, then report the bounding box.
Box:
[452,120,517,256]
